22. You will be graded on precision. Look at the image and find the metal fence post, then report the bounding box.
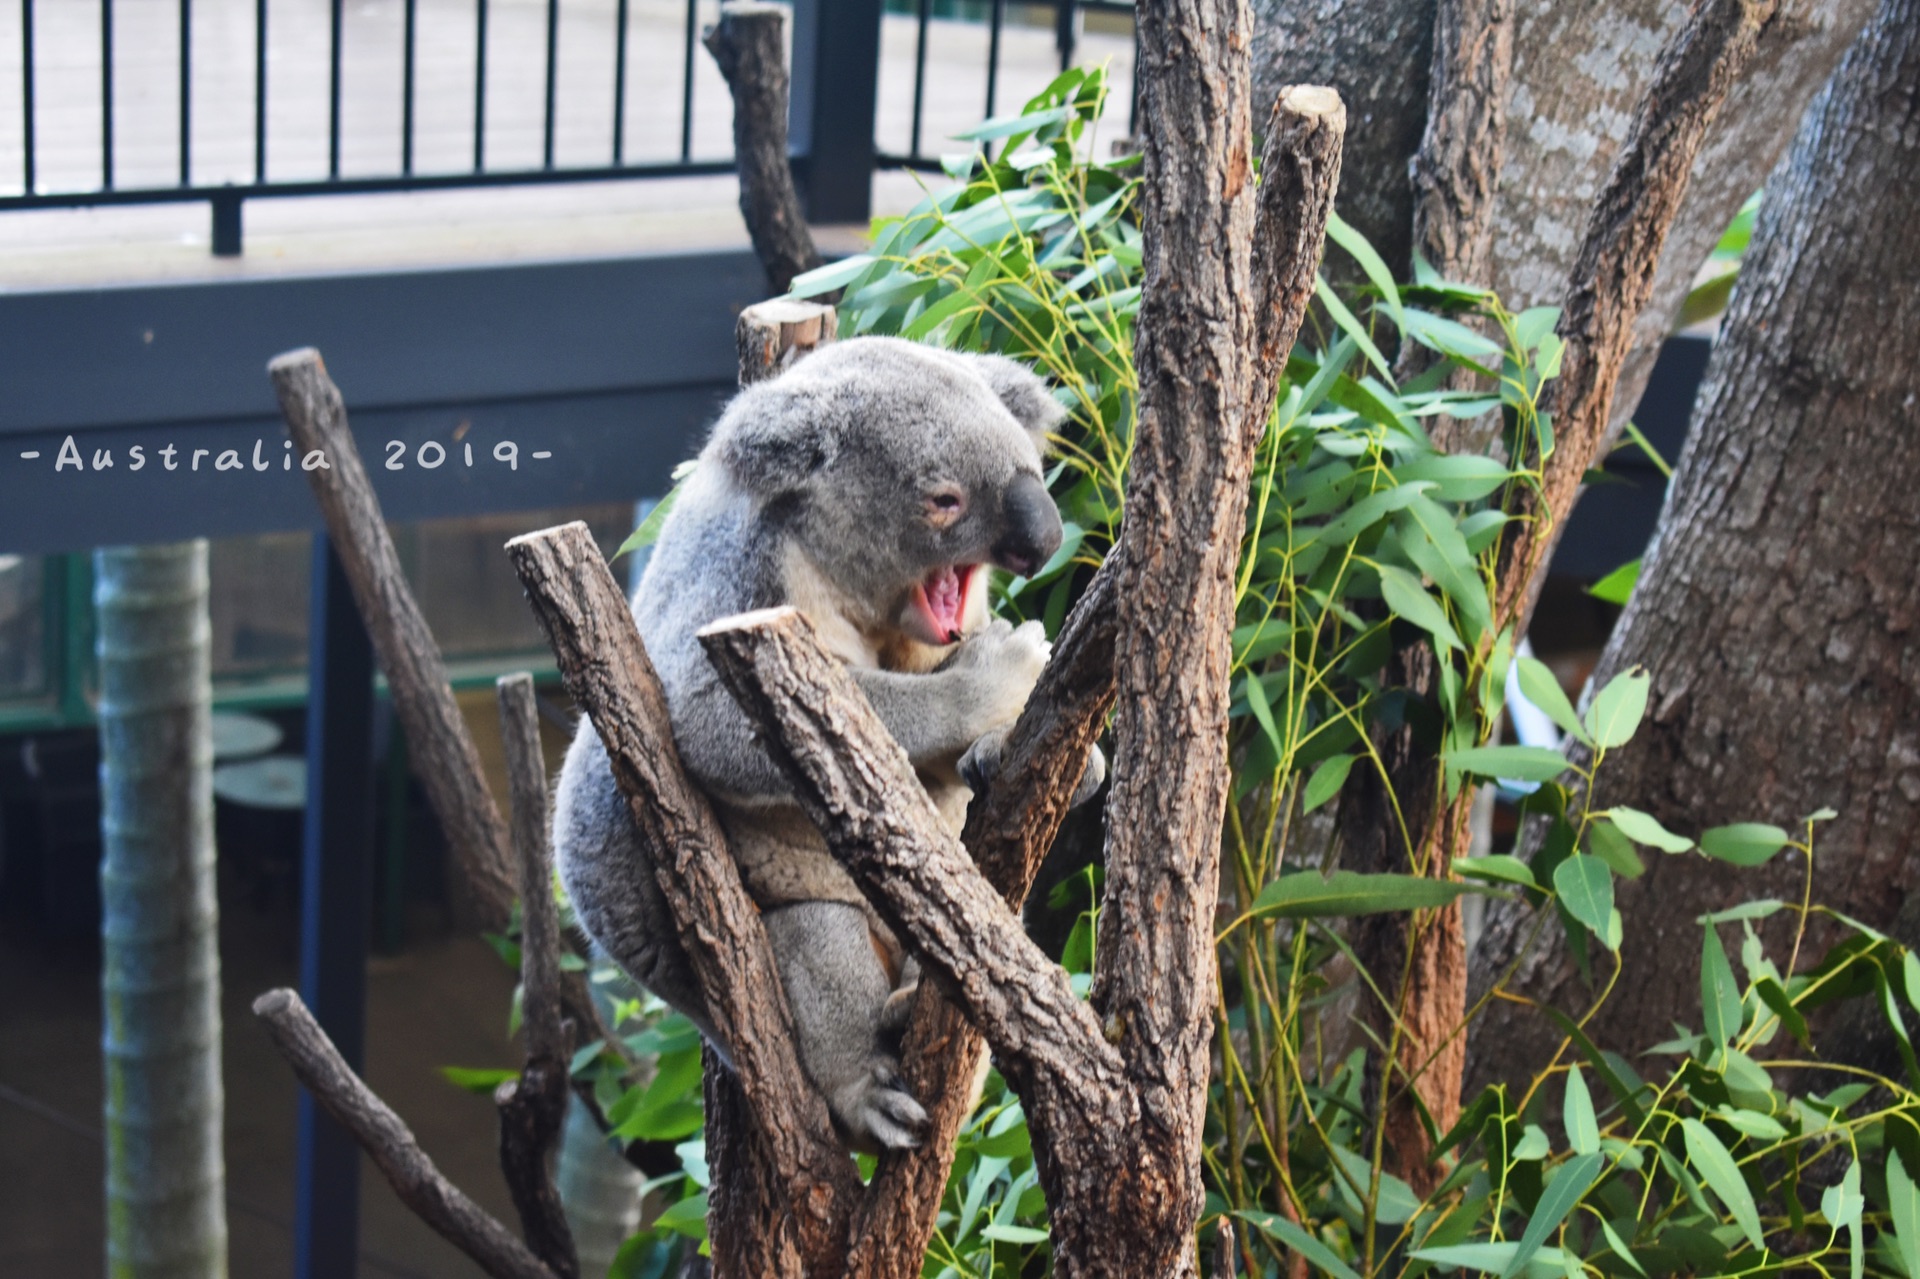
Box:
[788,0,883,225]
[294,535,376,1279]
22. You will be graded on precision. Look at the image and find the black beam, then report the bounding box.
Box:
[294,535,376,1279]
[789,0,883,224]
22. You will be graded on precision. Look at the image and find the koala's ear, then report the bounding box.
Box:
[711,384,837,496]
[954,352,1067,450]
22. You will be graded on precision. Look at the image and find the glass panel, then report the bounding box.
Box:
[201,504,640,688]
[405,504,636,662]
[209,531,313,680]
[0,554,49,699]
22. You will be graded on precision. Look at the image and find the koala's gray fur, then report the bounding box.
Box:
[553,337,1105,1153]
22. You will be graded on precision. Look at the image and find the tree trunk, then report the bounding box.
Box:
[555,1099,645,1278]
[96,541,227,1279]
[1469,0,1920,1087]
[1252,0,1871,440]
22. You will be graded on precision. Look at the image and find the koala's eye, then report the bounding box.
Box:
[926,489,967,528]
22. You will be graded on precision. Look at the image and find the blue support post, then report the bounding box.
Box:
[788,0,883,224]
[294,534,376,1279]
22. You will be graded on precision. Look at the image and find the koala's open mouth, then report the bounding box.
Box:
[910,563,979,645]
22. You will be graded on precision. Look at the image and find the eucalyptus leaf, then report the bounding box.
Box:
[1302,753,1357,813]
[1515,657,1591,746]
[1701,926,1744,1057]
[1681,1118,1764,1252]
[1698,823,1790,867]
[1605,806,1694,854]
[1238,1211,1363,1279]
[1563,1066,1599,1156]
[1446,744,1570,783]
[1585,667,1650,749]
[1252,870,1486,919]
[1504,1152,1603,1278]
[1553,854,1615,947]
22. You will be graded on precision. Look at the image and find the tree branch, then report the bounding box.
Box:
[252,988,559,1279]
[268,348,628,1065]
[736,298,838,387]
[1494,0,1778,634]
[697,606,1127,1110]
[704,2,822,295]
[503,523,854,1277]
[493,672,578,1279]
[269,348,515,931]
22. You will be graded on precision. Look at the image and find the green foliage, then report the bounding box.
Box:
[579,70,1920,1279]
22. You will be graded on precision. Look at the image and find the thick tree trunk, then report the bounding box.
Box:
[1252,0,1870,439]
[1469,0,1920,1087]
[97,541,228,1279]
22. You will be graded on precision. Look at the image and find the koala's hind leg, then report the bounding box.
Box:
[762,901,929,1152]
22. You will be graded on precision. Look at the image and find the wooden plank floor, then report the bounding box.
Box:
[0,1,1135,287]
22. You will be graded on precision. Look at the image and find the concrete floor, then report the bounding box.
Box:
[0,896,526,1278]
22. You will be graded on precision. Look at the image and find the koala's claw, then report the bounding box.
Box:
[1070,742,1108,807]
[958,725,1012,794]
[838,1063,929,1151]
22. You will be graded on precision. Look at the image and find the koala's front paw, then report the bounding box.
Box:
[958,724,1013,794]
[834,1061,929,1152]
[946,620,1050,733]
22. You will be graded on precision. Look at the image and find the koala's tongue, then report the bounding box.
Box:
[916,564,975,644]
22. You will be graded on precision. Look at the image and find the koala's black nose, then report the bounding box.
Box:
[993,472,1063,578]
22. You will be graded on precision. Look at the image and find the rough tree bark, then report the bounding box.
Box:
[1338,0,1778,1189]
[1252,0,1872,444]
[697,76,1345,1279]
[504,523,856,1279]
[493,673,579,1279]
[254,989,559,1279]
[269,351,516,931]
[96,541,227,1279]
[1340,0,1512,1197]
[704,1,822,295]
[1469,0,1920,1086]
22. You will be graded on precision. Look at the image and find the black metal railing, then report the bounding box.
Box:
[884,0,1136,168]
[6,0,1133,255]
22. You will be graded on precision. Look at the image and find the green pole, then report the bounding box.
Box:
[96,542,227,1278]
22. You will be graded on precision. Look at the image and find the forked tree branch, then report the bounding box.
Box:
[503,522,855,1277]
[253,988,559,1279]
[1494,0,1779,634]
[269,349,516,930]
[493,672,578,1279]
[845,559,1118,1275]
[267,350,625,1067]
[703,2,822,295]
[698,606,1128,1107]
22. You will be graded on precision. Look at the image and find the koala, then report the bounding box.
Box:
[552,336,1106,1153]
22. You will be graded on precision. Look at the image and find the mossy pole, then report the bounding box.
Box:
[96,541,227,1278]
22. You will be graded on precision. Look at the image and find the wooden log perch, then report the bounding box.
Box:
[493,672,578,1279]
[268,348,515,930]
[502,522,854,1277]
[252,988,558,1279]
[698,606,1128,1111]
[737,299,838,386]
[704,2,822,295]
[267,348,624,1061]
[1494,0,1778,634]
